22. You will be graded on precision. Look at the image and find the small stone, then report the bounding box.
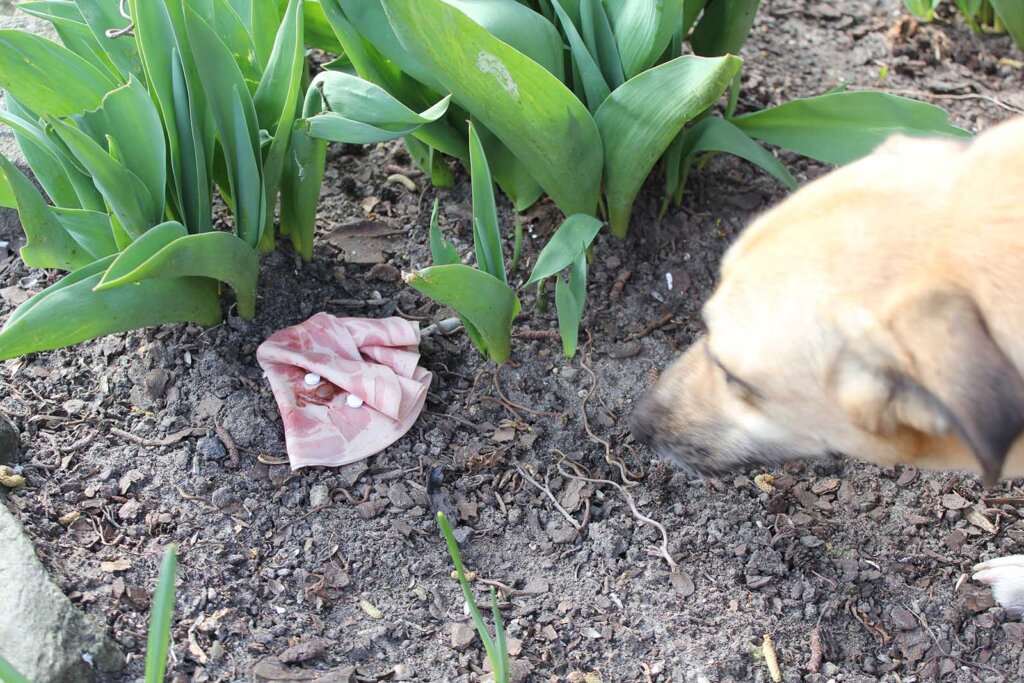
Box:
[1001,622,1024,643]
[0,414,19,465]
[393,663,414,680]
[941,493,971,510]
[450,622,476,650]
[210,486,236,509]
[366,263,401,282]
[309,484,330,508]
[890,605,919,630]
[196,436,227,461]
[943,529,967,552]
[670,571,695,597]
[117,500,142,521]
[387,483,415,510]
[896,469,918,486]
[144,369,171,401]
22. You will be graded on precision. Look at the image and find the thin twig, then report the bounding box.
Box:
[553,450,677,572]
[515,461,582,530]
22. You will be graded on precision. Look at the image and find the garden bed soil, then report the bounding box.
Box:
[2,1,1024,681]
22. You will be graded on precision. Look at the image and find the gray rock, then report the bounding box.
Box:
[196,435,227,461]
[309,484,330,508]
[0,412,18,465]
[0,504,123,681]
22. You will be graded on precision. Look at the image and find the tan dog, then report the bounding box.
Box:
[630,115,1024,615]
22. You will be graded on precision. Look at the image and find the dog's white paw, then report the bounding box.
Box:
[972,555,1024,619]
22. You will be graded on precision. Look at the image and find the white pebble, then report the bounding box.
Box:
[346,394,364,409]
[666,272,674,290]
[303,372,321,386]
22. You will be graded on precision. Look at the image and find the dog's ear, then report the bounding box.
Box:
[835,286,1024,485]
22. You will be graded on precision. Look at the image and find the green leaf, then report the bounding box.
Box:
[254,0,305,247]
[280,88,327,261]
[298,71,452,144]
[77,77,167,216]
[443,0,565,81]
[679,116,797,189]
[252,0,282,68]
[405,136,455,188]
[144,545,178,683]
[0,261,221,360]
[74,0,146,79]
[579,0,625,89]
[129,0,213,232]
[525,214,603,286]
[604,0,685,78]
[46,114,160,238]
[0,654,31,683]
[405,265,520,363]
[0,30,118,117]
[300,1,346,53]
[903,0,942,20]
[0,145,101,269]
[555,252,586,357]
[551,0,611,112]
[16,1,121,81]
[428,199,461,266]
[0,108,87,209]
[95,223,260,320]
[595,54,742,237]
[468,121,506,285]
[991,0,1024,49]
[732,91,971,165]
[382,0,603,216]
[184,6,267,247]
[690,0,762,57]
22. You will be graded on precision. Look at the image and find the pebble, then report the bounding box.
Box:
[211,486,236,509]
[309,484,330,508]
[890,605,919,630]
[0,413,19,465]
[195,436,227,461]
[450,622,476,649]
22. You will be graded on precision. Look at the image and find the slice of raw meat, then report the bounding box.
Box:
[973,555,1024,619]
[257,313,432,469]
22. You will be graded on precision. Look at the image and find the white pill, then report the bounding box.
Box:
[665,272,674,291]
[303,372,321,386]
[346,394,364,409]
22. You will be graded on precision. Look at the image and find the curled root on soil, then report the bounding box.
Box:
[554,449,677,573]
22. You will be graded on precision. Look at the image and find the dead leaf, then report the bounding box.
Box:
[491,427,516,443]
[278,638,327,664]
[324,220,400,264]
[941,493,971,510]
[966,508,998,534]
[100,558,132,573]
[119,469,145,494]
[359,599,383,619]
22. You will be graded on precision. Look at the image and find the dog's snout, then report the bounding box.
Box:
[629,396,665,450]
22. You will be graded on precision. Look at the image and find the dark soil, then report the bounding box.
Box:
[2,1,1024,681]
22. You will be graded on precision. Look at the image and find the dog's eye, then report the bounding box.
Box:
[724,373,760,405]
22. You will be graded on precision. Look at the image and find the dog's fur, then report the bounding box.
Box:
[630,116,1024,486]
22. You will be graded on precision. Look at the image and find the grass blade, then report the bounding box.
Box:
[0,655,31,683]
[144,545,178,683]
[428,199,461,266]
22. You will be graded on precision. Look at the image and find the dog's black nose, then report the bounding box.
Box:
[628,399,660,450]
